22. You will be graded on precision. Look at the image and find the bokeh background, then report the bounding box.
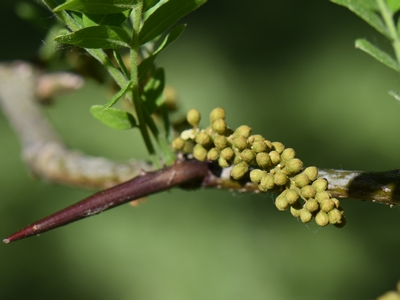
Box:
[2,1,400,299]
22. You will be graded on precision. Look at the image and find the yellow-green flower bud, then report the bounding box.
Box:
[300,209,312,223]
[233,153,243,165]
[252,141,267,153]
[171,137,185,150]
[312,178,328,192]
[207,148,220,161]
[231,161,249,180]
[334,216,346,228]
[221,147,234,161]
[320,199,334,212]
[256,152,271,169]
[195,131,212,147]
[294,173,310,188]
[247,134,264,145]
[303,166,318,181]
[233,136,248,150]
[264,140,273,151]
[233,125,252,138]
[315,191,331,202]
[214,135,229,150]
[187,108,201,127]
[269,151,281,165]
[274,172,288,186]
[183,141,194,154]
[240,149,255,163]
[250,169,266,183]
[275,194,289,211]
[210,107,226,123]
[272,141,285,153]
[328,208,342,224]
[259,173,275,190]
[212,119,227,135]
[290,206,302,217]
[331,198,340,208]
[315,211,329,227]
[281,148,296,161]
[305,198,319,212]
[218,156,230,168]
[285,158,303,175]
[286,189,299,205]
[193,144,207,161]
[301,185,316,199]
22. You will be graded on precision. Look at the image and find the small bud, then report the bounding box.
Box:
[285,158,303,175]
[214,135,229,150]
[233,153,243,164]
[195,131,212,147]
[331,198,340,208]
[231,161,249,180]
[285,189,299,205]
[300,209,313,223]
[212,119,227,135]
[207,148,220,161]
[250,169,266,183]
[171,137,185,150]
[233,125,252,138]
[269,151,281,165]
[290,206,302,217]
[210,107,226,123]
[312,178,328,192]
[247,134,264,145]
[272,141,285,153]
[240,149,255,163]
[259,173,275,190]
[193,144,207,161]
[233,136,248,150]
[264,140,273,150]
[218,156,230,168]
[221,147,234,161]
[256,152,271,169]
[301,185,316,199]
[328,208,342,224]
[315,211,329,227]
[281,148,296,161]
[186,109,201,127]
[320,199,334,212]
[315,191,331,202]
[303,166,318,181]
[275,194,289,211]
[182,141,194,154]
[295,173,310,188]
[305,198,319,212]
[252,141,267,153]
[274,172,288,186]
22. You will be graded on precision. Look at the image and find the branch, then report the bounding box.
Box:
[0,61,155,189]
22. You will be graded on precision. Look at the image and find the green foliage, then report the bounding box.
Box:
[332,0,400,73]
[46,0,207,166]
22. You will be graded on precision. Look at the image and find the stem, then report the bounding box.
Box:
[377,0,400,63]
[130,1,159,165]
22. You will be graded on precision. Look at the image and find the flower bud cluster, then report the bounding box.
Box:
[171,108,346,228]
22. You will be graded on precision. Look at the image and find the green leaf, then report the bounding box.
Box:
[102,80,133,110]
[54,25,132,49]
[54,0,137,14]
[355,38,400,71]
[139,0,206,45]
[138,24,186,81]
[144,0,159,11]
[387,0,400,13]
[90,105,137,130]
[141,68,165,114]
[82,11,130,27]
[331,0,389,39]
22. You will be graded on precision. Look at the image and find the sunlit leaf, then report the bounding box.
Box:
[54,0,137,14]
[387,0,400,13]
[331,0,389,38]
[90,105,137,130]
[355,38,400,72]
[54,25,131,49]
[139,0,206,45]
[102,80,133,110]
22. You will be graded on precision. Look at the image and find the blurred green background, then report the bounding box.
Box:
[2,1,400,299]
